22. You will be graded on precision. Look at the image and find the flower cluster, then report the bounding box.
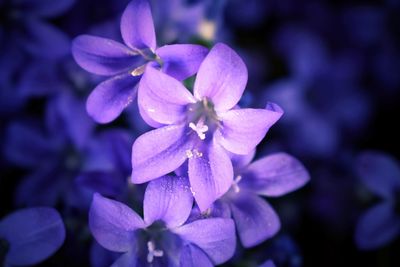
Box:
[2,0,400,266]
[67,0,310,266]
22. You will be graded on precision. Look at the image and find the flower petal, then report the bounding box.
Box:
[260,260,276,267]
[86,73,140,123]
[173,218,236,265]
[179,244,213,267]
[188,141,233,211]
[20,18,69,59]
[216,104,283,155]
[356,151,400,199]
[4,122,57,168]
[120,0,156,51]
[355,202,400,250]
[156,44,208,81]
[131,124,194,183]
[14,0,75,17]
[144,176,193,228]
[72,35,143,76]
[230,194,280,247]
[193,43,247,111]
[240,153,310,197]
[111,251,138,267]
[138,66,195,125]
[0,207,65,266]
[89,193,144,252]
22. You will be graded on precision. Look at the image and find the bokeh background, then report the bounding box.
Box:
[1,0,399,266]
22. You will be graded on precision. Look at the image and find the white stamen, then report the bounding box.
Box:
[202,208,212,217]
[186,150,194,159]
[190,187,196,196]
[193,149,203,158]
[232,175,242,193]
[147,241,164,263]
[189,122,208,140]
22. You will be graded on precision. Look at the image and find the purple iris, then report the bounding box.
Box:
[354,151,400,250]
[89,175,236,266]
[72,0,208,123]
[0,207,65,266]
[131,42,283,211]
[189,151,309,248]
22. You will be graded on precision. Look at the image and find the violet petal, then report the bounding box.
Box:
[121,0,156,51]
[193,43,247,111]
[230,194,280,247]
[144,175,193,228]
[173,218,236,265]
[156,44,208,81]
[89,193,144,252]
[131,124,194,183]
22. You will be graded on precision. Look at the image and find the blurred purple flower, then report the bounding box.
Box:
[4,91,95,208]
[0,207,65,266]
[72,0,208,123]
[89,175,236,266]
[355,151,400,250]
[260,260,276,267]
[132,43,283,211]
[0,0,73,59]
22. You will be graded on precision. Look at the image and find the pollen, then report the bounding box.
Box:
[131,64,146,76]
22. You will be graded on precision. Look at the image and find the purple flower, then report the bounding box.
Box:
[190,151,309,248]
[131,43,283,211]
[0,0,73,59]
[0,207,65,266]
[89,175,236,266]
[4,91,95,208]
[354,151,400,250]
[72,0,208,123]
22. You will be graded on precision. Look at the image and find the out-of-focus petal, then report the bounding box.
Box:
[131,124,194,183]
[72,35,143,76]
[144,176,193,228]
[20,18,69,59]
[355,202,400,250]
[193,43,247,111]
[259,260,276,267]
[230,194,280,247]
[121,0,156,51]
[179,244,213,267]
[86,73,140,123]
[156,44,208,80]
[0,207,65,266]
[14,0,75,17]
[216,104,283,155]
[173,218,236,265]
[240,153,310,197]
[4,122,57,167]
[356,151,400,199]
[89,193,144,252]
[111,251,138,267]
[188,141,233,211]
[138,66,195,125]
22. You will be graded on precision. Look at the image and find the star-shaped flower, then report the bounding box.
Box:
[72,0,208,123]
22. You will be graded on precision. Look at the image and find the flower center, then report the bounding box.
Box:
[187,98,220,141]
[130,48,163,77]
